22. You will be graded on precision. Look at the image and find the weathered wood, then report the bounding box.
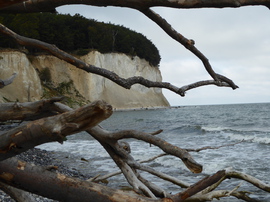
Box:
[0,0,24,9]
[0,73,17,89]
[54,102,201,197]
[88,126,203,173]
[0,97,63,122]
[0,0,270,12]
[0,24,233,97]
[0,100,112,161]
[0,182,36,202]
[0,157,165,202]
[171,170,226,202]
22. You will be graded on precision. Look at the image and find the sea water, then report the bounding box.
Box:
[38,103,270,201]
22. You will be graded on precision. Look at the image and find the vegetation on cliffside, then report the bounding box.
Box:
[0,13,161,66]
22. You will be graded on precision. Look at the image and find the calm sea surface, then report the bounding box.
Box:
[38,102,270,201]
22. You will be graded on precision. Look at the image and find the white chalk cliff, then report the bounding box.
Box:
[0,50,170,109]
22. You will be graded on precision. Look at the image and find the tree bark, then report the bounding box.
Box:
[0,24,234,97]
[1,0,270,13]
[0,0,24,9]
[0,100,112,161]
[0,97,63,122]
[0,157,164,202]
[0,182,36,202]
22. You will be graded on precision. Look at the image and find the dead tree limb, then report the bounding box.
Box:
[53,102,201,197]
[0,100,112,161]
[139,8,238,89]
[183,168,270,201]
[0,24,234,97]
[91,141,244,184]
[0,100,269,201]
[0,157,162,202]
[1,0,270,13]
[0,157,267,201]
[0,182,36,202]
[88,126,203,173]
[0,97,63,122]
[0,0,24,9]
[226,168,270,192]
[172,170,227,202]
[0,73,17,89]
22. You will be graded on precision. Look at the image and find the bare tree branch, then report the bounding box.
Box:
[0,157,161,202]
[88,126,203,174]
[0,73,17,89]
[53,102,201,197]
[172,170,227,201]
[0,0,24,9]
[0,182,36,202]
[1,0,270,13]
[0,97,63,122]
[140,8,239,89]
[0,23,234,97]
[226,168,270,192]
[0,100,112,161]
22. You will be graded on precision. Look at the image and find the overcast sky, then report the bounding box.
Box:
[57,5,270,106]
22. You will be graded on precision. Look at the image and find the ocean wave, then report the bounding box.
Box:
[227,133,270,144]
[169,125,204,134]
[201,126,229,132]
[37,140,110,158]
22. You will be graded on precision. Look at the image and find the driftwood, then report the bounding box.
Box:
[0,99,269,201]
[0,181,36,202]
[53,102,202,198]
[0,24,235,97]
[0,0,24,9]
[0,157,160,202]
[0,100,112,161]
[0,73,17,89]
[0,97,63,122]
[0,157,253,202]
[1,0,270,12]
[0,0,269,201]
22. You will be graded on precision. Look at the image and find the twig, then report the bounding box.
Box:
[140,8,238,90]
[185,140,244,152]
[0,24,236,97]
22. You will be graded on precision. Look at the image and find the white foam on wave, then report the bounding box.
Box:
[36,140,110,158]
[201,126,228,132]
[227,133,270,144]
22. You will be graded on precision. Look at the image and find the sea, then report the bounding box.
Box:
[37,102,270,201]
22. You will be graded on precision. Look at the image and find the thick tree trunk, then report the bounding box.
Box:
[0,100,112,161]
[0,157,164,202]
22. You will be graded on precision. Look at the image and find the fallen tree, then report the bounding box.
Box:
[0,0,269,201]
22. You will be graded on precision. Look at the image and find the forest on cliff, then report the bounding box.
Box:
[0,12,160,66]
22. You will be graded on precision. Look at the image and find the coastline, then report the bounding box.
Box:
[113,105,180,112]
[0,148,92,202]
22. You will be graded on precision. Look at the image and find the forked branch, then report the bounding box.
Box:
[0,24,235,96]
[140,8,238,89]
[0,100,112,161]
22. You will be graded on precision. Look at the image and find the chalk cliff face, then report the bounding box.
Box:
[0,51,43,103]
[0,50,170,109]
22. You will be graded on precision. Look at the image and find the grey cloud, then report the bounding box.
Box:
[57,5,270,105]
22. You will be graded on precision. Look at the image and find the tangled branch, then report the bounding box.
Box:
[0,24,237,96]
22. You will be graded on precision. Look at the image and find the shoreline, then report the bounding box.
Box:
[0,148,92,202]
[113,105,182,112]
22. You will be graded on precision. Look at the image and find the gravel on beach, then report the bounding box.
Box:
[0,148,92,202]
